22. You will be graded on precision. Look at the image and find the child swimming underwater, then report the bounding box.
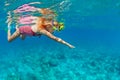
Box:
[7,3,75,48]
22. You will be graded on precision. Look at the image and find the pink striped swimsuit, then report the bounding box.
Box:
[19,26,35,36]
[19,25,40,36]
[15,4,40,36]
[18,16,38,36]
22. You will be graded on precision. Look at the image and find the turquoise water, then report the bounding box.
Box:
[0,0,120,80]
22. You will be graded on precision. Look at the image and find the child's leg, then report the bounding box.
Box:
[8,28,20,42]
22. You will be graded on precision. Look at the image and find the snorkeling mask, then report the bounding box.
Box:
[53,22,64,31]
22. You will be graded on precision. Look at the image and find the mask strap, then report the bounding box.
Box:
[52,20,54,27]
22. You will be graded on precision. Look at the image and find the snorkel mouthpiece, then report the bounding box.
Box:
[53,26,57,31]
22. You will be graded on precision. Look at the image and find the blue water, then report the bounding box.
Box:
[0,0,120,80]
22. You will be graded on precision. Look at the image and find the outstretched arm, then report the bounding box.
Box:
[40,30,75,48]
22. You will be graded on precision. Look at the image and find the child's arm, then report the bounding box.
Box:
[40,30,75,48]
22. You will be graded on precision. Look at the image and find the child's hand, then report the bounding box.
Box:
[69,45,75,48]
